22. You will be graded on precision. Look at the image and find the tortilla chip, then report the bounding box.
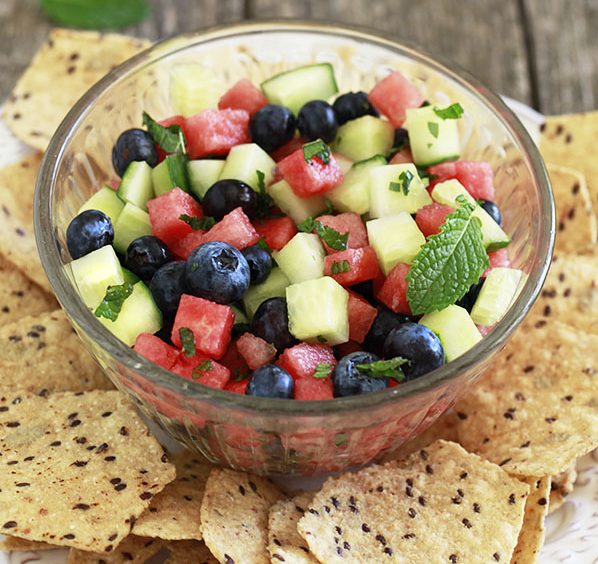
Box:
[0,390,175,552]
[200,468,285,564]
[511,477,550,564]
[453,318,598,477]
[298,440,528,563]
[547,164,597,251]
[268,492,318,564]
[3,29,150,151]
[0,536,57,551]
[549,463,577,513]
[132,453,211,541]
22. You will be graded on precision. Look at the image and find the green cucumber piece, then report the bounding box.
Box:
[470,267,523,326]
[219,143,276,191]
[113,203,152,254]
[121,268,140,285]
[419,305,482,361]
[151,154,190,195]
[333,152,354,174]
[286,276,349,345]
[333,116,394,162]
[170,64,224,117]
[78,186,125,225]
[187,159,225,199]
[117,161,154,211]
[274,233,325,284]
[261,63,338,115]
[269,179,327,224]
[242,267,290,319]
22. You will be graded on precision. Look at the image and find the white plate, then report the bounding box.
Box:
[0,100,596,564]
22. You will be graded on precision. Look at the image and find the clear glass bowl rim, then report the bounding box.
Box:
[34,20,555,416]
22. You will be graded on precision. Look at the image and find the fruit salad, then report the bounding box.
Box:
[65,63,524,400]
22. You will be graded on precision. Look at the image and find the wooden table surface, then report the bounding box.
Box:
[1,0,597,116]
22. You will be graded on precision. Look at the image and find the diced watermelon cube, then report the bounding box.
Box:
[390,148,414,164]
[147,188,203,247]
[224,378,250,395]
[368,71,424,127]
[133,333,178,370]
[169,230,205,260]
[428,161,495,200]
[294,377,334,400]
[324,246,380,286]
[415,202,453,238]
[347,291,378,344]
[278,148,344,197]
[427,162,458,192]
[236,332,277,370]
[483,248,511,277]
[316,212,369,253]
[159,115,189,138]
[218,79,268,116]
[171,353,230,389]
[254,217,297,251]
[375,263,412,315]
[185,109,250,159]
[171,295,234,359]
[277,343,336,380]
[477,324,493,337]
[219,339,251,382]
[201,207,259,249]
[335,340,362,357]
[271,137,305,162]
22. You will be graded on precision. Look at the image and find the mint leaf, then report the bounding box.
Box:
[192,359,212,379]
[143,112,186,154]
[257,237,272,253]
[255,170,274,219]
[94,282,134,322]
[256,170,266,194]
[406,197,489,315]
[416,166,437,181]
[427,122,439,138]
[433,103,464,120]
[324,198,334,215]
[303,139,331,164]
[41,0,149,29]
[179,327,196,358]
[313,363,333,379]
[331,260,351,274]
[297,217,348,251]
[355,357,408,382]
[179,214,215,231]
[389,170,414,195]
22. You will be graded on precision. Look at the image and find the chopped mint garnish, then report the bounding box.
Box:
[94,282,134,322]
[331,259,351,274]
[313,363,333,379]
[143,112,186,154]
[255,170,274,219]
[297,217,348,251]
[389,170,414,195]
[316,335,327,344]
[164,154,190,192]
[192,359,212,379]
[179,327,196,358]
[256,170,266,193]
[416,166,437,181]
[324,198,334,214]
[433,103,464,120]
[303,139,331,164]
[427,122,439,138]
[257,237,272,253]
[355,357,408,382]
[406,196,489,315]
[179,214,215,231]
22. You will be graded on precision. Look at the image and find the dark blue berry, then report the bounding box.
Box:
[125,236,172,281]
[202,179,257,221]
[150,261,187,318]
[393,128,410,150]
[249,105,296,153]
[246,364,294,399]
[112,128,158,177]
[332,91,379,125]
[66,209,114,259]
[363,307,413,357]
[242,245,272,285]
[480,200,502,226]
[457,279,485,313]
[332,352,388,397]
[383,323,445,380]
[250,297,297,352]
[297,100,338,143]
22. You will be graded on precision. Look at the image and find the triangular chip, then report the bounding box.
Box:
[3,29,150,151]
[549,463,577,513]
[298,440,529,563]
[0,390,175,552]
[200,468,284,564]
[453,318,598,476]
[0,536,56,551]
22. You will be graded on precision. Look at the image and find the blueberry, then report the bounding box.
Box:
[457,279,485,313]
[154,317,175,346]
[383,323,445,380]
[111,128,158,177]
[332,351,388,397]
[393,128,410,151]
[150,261,187,318]
[246,364,294,399]
[185,242,250,304]
[297,100,338,143]
[242,245,272,284]
[332,91,379,125]
[363,307,413,357]
[125,236,172,281]
[66,209,114,259]
[250,297,297,352]
[249,105,296,153]
[202,179,257,221]
[479,200,502,226]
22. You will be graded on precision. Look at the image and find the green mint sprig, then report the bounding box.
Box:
[303,139,331,164]
[255,169,274,219]
[143,112,186,154]
[389,170,414,195]
[192,360,212,379]
[94,282,134,322]
[433,103,464,120]
[179,214,215,231]
[179,327,196,358]
[330,260,351,274]
[355,357,409,382]
[297,217,348,251]
[313,363,333,379]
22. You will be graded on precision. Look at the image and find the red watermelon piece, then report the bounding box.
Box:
[171,353,230,389]
[316,212,368,253]
[390,148,414,164]
[484,248,511,277]
[415,202,453,238]
[201,207,259,249]
[185,109,250,159]
[368,71,424,127]
[375,263,412,315]
[294,377,334,401]
[224,378,250,395]
[323,246,380,286]
[219,339,251,382]
[169,231,205,260]
[254,216,297,251]
[277,148,344,197]
[277,343,336,380]
[133,333,178,370]
[271,137,305,162]
[236,333,277,370]
[218,79,268,116]
[428,160,495,200]
[347,291,377,344]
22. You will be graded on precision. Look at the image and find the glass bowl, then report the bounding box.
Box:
[35,21,554,476]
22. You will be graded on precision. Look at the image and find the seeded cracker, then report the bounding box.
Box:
[0,536,55,551]
[132,453,211,541]
[200,468,285,564]
[3,29,150,152]
[268,492,318,564]
[511,477,550,564]
[0,390,175,552]
[297,440,528,563]
[548,463,577,513]
[453,318,598,477]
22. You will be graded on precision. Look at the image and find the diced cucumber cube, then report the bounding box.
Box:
[98,282,162,346]
[333,153,354,174]
[122,268,140,286]
[366,213,426,274]
[113,203,152,254]
[333,116,394,162]
[231,304,249,326]
[470,267,524,326]
[78,186,125,225]
[269,179,327,224]
[219,143,276,191]
[274,233,325,284]
[404,105,461,166]
[70,245,124,309]
[431,179,511,251]
[117,161,154,211]
[170,64,224,117]
[369,163,432,217]
[187,159,225,199]
[151,155,190,195]
[419,305,482,361]
[286,276,349,345]
[242,267,290,319]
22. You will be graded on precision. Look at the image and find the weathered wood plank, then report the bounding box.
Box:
[247,0,532,105]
